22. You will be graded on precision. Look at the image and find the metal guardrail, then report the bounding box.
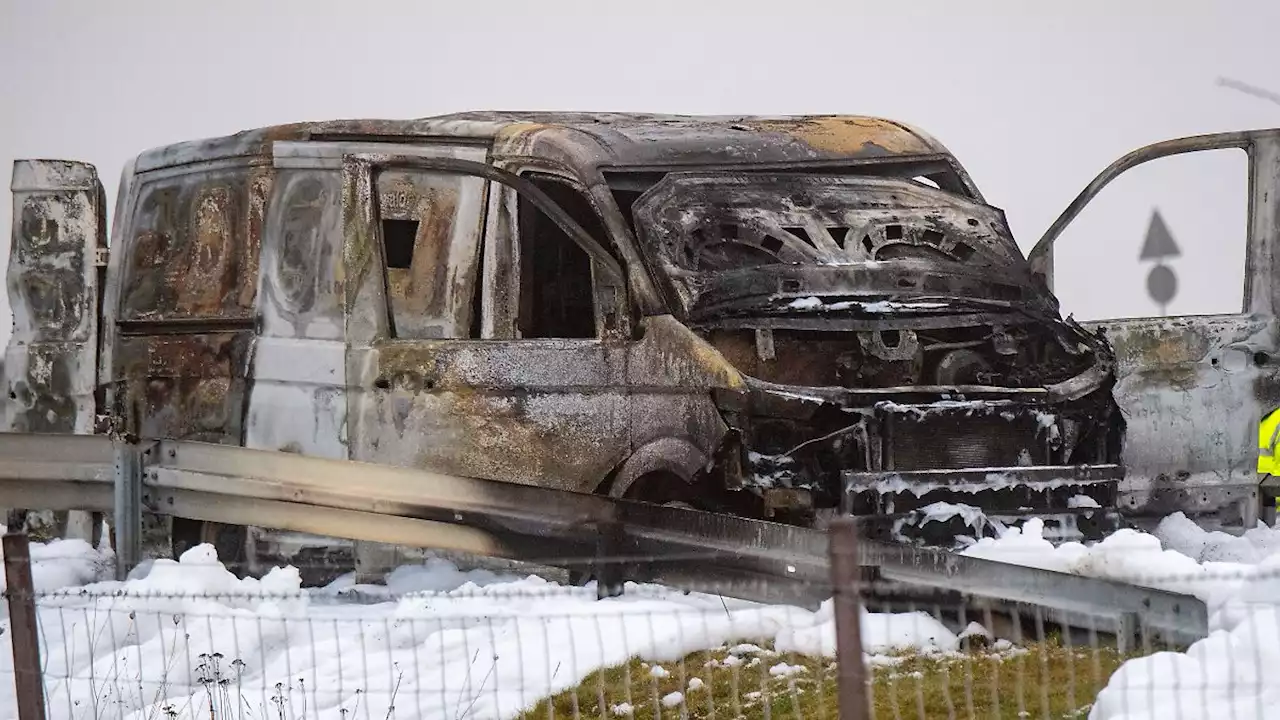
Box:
[0,432,1208,645]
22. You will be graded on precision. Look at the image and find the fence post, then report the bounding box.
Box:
[113,434,142,581]
[829,517,869,720]
[4,532,47,720]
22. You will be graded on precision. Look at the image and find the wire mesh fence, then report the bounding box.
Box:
[1,525,1279,720]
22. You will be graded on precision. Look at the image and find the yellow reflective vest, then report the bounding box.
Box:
[1260,408,1280,474]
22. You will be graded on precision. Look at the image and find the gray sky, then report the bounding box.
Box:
[2,0,1277,339]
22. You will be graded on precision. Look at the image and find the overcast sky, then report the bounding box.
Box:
[2,0,1278,339]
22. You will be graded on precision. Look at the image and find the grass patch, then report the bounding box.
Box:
[519,640,1141,719]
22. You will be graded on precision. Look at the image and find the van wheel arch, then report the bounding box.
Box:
[606,437,710,500]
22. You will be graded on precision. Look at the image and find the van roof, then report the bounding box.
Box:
[132,112,955,174]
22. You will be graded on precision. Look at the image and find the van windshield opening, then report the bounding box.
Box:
[618,171,1039,319]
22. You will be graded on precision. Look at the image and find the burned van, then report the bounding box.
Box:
[5,113,1123,553]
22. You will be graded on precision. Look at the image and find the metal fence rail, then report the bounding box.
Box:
[0,525,1260,720]
[0,432,1208,645]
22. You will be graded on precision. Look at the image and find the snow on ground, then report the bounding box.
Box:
[962,514,1280,718]
[0,534,113,593]
[10,512,1280,719]
[0,543,955,720]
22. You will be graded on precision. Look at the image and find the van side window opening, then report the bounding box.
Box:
[1050,148,1248,321]
[381,219,418,269]
[374,170,486,340]
[517,177,611,340]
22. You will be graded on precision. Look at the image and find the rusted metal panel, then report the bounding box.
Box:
[244,338,347,458]
[5,160,104,436]
[257,168,345,339]
[119,163,271,323]
[480,180,520,339]
[345,316,738,495]
[1086,315,1277,518]
[346,341,628,491]
[245,154,352,461]
[740,116,932,156]
[631,172,1034,319]
[479,113,955,173]
[104,157,276,456]
[4,160,108,542]
[114,332,253,443]
[75,114,1153,550]
[375,168,487,339]
[132,114,954,174]
[1028,130,1280,524]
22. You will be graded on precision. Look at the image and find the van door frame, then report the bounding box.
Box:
[341,152,634,492]
[342,153,628,340]
[483,157,634,341]
[1027,130,1280,523]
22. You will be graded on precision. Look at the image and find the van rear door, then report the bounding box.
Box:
[102,158,270,444]
[4,160,106,434]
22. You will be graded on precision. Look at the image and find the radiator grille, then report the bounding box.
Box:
[886,408,1043,471]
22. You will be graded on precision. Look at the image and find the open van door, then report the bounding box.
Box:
[4,160,107,540]
[5,160,106,434]
[1027,131,1280,527]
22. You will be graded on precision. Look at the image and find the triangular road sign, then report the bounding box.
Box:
[1140,209,1181,261]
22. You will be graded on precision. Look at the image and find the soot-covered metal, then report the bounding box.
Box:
[5,113,1135,557]
[629,168,1124,541]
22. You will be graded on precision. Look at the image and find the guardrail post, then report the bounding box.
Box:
[112,435,142,581]
[829,517,869,720]
[1116,611,1138,655]
[4,532,47,720]
[595,517,625,600]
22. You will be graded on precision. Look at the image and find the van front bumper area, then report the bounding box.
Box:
[841,463,1123,544]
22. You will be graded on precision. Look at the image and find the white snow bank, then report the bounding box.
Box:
[23,511,1280,720]
[0,544,958,720]
[1091,612,1280,719]
[316,556,523,599]
[774,598,957,658]
[960,517,1233,599]
[1089,519,1280,719]
[1154,511,1280,564]
[0,530,113,593]
[962,514,1280,719]
[1091,591,1280,719]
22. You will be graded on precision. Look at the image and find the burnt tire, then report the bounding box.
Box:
[171,518,249,575]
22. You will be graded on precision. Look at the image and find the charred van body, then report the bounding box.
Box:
[622,169,1124,541]
[4,113,1126,557]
